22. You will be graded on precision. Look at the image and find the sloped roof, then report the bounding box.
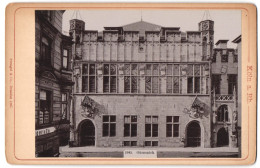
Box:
[122,20,162,36]
[215,40,229,45]
[232,35,241,43]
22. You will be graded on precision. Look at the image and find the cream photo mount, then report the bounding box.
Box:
[5,3,256,165]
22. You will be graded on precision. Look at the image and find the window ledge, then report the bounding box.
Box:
[166,137,180,138]
[36,123,55,130]
[216,122,231,125]
[61,69,72,74]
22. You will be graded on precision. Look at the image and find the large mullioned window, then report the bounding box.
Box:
[166,64,181,94]
[102,115,116,137]
[145,116,158,137]
[187,64,202,94]
[212,74,221,94]
[103,64,117,93]
[166,116,180,137]
[124,115,137,137]
[81,63,209,94]
[124,64,139,93]
[145,64,159,93]
[82,64,96,93]
[228,74,237,94]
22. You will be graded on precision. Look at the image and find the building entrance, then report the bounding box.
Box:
[79,119,95,146]
[186,121,201,147]
[217,127,229,147]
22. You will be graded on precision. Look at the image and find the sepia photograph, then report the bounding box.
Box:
[35,9,241,158]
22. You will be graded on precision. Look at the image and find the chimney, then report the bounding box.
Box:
[215,40,229,49]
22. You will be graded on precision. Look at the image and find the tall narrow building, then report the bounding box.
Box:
[35,10,73,156]
[211,39,239,148]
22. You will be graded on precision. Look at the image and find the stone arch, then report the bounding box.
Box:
[77,119,96,147]
[217,127,229,147]
[185,120,205,147]
[217,104,232,122]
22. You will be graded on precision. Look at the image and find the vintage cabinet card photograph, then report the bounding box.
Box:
[5,3,256,165]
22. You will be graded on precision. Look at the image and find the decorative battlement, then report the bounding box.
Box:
[69,19,215,44]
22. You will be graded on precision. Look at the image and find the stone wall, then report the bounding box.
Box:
[80,39,203,62]
[212,49,238,95]
[73,95,211,148]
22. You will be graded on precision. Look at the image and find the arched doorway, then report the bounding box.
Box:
[217,127,229,147]
[186,121,201,147]
[79,119,95,146]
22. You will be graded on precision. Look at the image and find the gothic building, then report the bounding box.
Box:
[211,40,239,148]
[232,35,241,151]
[68,18,217,148]
[35,10,73,156]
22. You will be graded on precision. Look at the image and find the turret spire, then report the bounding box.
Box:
[71,10,83,20]
[202,10,211,21]
[141,10,143,21]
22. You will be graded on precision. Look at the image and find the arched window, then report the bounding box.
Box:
[217,105,229,122]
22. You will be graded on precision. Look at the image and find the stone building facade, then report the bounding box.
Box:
[232,35,241,152]
[35,10,73,156]
[211,40,239,148]
[68,19,216,148]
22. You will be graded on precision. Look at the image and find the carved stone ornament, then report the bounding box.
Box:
[40,79,53,87]
[81,96,106,119]
[81,108,95,119]
[183,97,206,119]
[209,23,214,30]
[41,71,57,81]
[212,111,217,124]
[221,65,228,74]
[73,66,81,77]
[202,22,209,31]
[183,107,204,119]
[233,111,238,124]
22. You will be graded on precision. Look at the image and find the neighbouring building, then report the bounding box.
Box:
[68,19,216,148]
[35,10,73,157]
[211,39,239,148]
[232,35,241,150]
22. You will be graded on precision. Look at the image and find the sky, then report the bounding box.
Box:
[62,10,241,48]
